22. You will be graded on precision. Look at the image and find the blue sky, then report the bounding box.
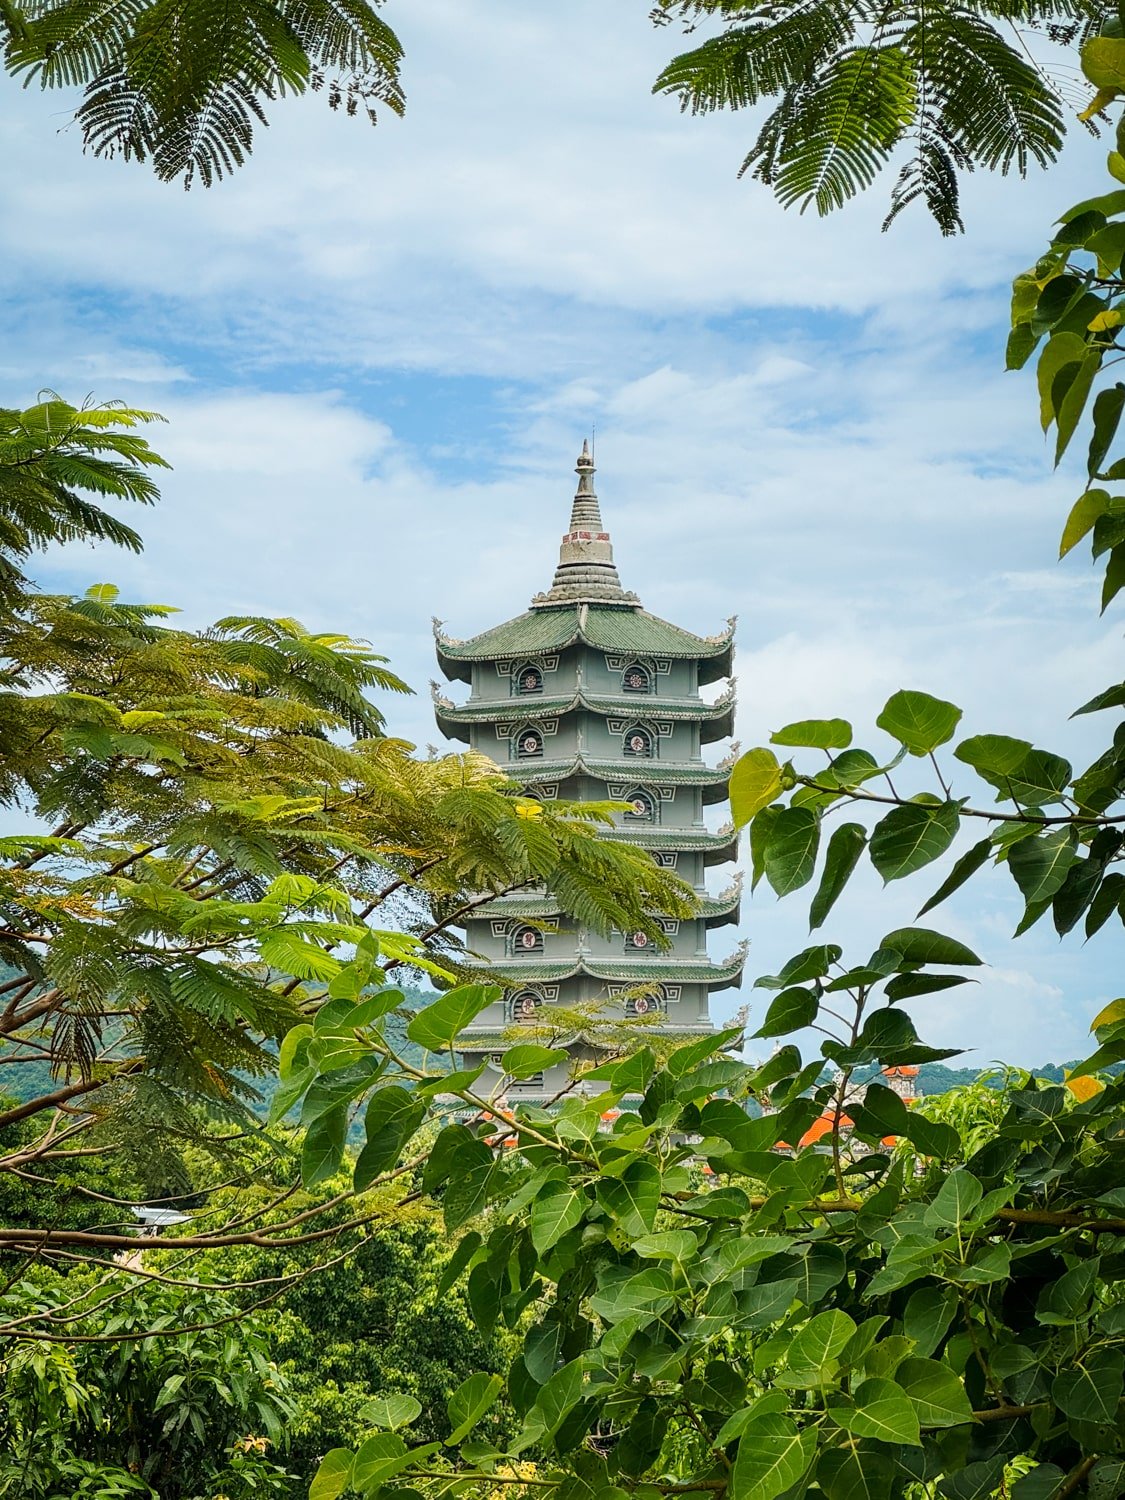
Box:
[1,0,1121,1065]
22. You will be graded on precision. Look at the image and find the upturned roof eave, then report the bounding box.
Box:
[430,689,736,727]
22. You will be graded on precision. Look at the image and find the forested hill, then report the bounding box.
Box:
[851,1059,1123,1093]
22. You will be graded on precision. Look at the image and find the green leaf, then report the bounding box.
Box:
[917,837,993,917]
[817,1446,896,1500]
[300,1054,383,1125]
[1008,828,1078,907]
[301,1104,347,1188]
[781,1309,856,1386]
[878,927,981,966]
[925,1169,983,1227]
[954,734,1033,787]
[896,1357,973,1427]
[1006,748,1073,807]
[1037,331,1087,429]
[876,690,962,755]
[1102,542,1125,612]
[771,718,852,749]
[869,802,960,882]
[754,986,817,1039]
[852,1083,960,1158]
[833,1378,922,1444]
[437,1232,481,1296]
[730,1415,816,1500]
[763,806,821,895]
[809,822,866,930]
[310,1448,353,1500]
[532,1359,584,1442]
[1089,385,1125,476]
[446,1372,504,1445]
[352,1432,426,1493]
[406,984,500,1050]
[903,1287,958,1358]
[731,748,783,828]
[1055,348,1101,464]
[1060,487,1110,557]
[354,1085,424,1191]
[501,1044,569,1079]
[530,1182,587,1252]
[750,804,781,891]
[596,1161,661,1236]
[756,945,841,989]
[1052,1350,1124,1422]
[884,973,972,1002]
[359,1394,422,1431]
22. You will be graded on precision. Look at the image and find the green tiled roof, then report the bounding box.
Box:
[462,945,746,992]
[469,877,740,928]
[457,1024,715,1052]
[431,685,736,739]
[435,604,735,682]
[502,755,730,803]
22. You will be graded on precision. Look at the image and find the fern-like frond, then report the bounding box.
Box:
[6,0,405,184]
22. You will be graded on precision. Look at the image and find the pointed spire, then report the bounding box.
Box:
[531,441,639,608]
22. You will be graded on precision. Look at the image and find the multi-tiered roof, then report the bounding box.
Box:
[432,443,744,1099]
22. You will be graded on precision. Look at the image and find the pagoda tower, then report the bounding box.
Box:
[432,442,745,1102]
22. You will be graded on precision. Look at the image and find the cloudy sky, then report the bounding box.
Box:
[1,0,1119,1065]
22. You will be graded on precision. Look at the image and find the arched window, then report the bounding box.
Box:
[515,726,544,759]
[624,788,655,822]
[626,988,666,1018]
[622,663,651,694]
[623,725,653,759]
[511,924,544,956]
[515,663,543,695]
[624,928,653,951]
[509,990,542,1024]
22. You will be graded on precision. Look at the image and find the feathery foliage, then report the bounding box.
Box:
[0,391,699,1292]
[1,0,404,186]
[652,0,1088,231]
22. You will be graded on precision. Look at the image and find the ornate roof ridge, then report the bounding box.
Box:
[506,753,732,786]
[431,688,736,723]
[459,944,748,989]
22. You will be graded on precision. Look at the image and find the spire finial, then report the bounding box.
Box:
[530,440,638,609]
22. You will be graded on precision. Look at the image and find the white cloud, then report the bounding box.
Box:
[2,0,1119,1067]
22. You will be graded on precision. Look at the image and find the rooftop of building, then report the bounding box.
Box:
[434,444,735,683]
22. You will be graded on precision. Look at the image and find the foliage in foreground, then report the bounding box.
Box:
[0,1276,293,1498]
[293,954,1125,1500]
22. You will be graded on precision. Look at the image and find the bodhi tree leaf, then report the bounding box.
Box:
[917,837,993,917]
[896,1357,973,1427]
[301,1103,347,1188]
[596,1161,661,1236]
[446,1373,504,1445]
[406,984,500,1050]
[833,1378,922,1444]
[817,1446,896,1500]
[754,986,818,1038]
[809,822,866,929]
[358,1394,422,1430]
[878,927,982,966]
[354,1085,425,1191]
[1008,828,1078,906]
[501,1043,569,1078]
[771,718,853,749]
[876,690,962,755]
[731,748,784,828]
[763,806,821,895]
[730,1414,816,1500]
[530,1182,587,1252]
[310,1448,353,1500]
[869,802,960,882]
